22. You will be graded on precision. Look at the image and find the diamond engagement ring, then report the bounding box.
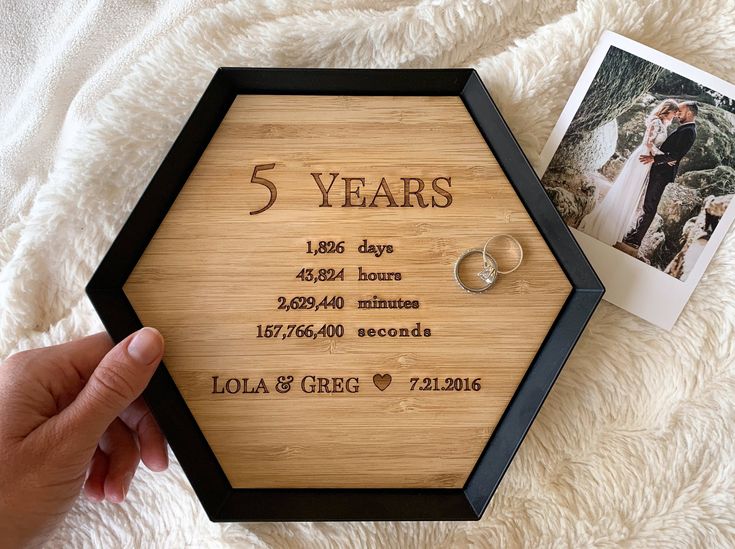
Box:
[454,234,523,293]
[454,248,497,293]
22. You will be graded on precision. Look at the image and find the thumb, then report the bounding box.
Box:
[58,327,164,448]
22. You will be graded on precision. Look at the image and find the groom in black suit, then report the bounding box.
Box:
[619,101,698,254]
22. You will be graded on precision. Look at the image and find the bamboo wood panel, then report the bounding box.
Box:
[123,95,572,489]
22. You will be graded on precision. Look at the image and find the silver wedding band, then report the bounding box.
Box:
[483,234,523,274]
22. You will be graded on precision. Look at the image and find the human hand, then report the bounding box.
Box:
[639,154,654,164]
[0,328,167,548]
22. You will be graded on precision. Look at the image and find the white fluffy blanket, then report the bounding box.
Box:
[2,0,734,547]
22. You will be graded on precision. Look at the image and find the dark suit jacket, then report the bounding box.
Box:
[650,122,697,184]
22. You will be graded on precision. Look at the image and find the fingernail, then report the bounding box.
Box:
[127,327,163,364]
[122,473,133,501]
[85,483,103,502]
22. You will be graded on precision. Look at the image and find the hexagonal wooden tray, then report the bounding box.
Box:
[87,68,603,521]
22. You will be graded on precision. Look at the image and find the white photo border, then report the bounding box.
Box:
[537,30,735,330]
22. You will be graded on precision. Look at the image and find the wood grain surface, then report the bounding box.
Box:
[123,95,572,488]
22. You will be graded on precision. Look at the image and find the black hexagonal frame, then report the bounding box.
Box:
[86,68,604,522]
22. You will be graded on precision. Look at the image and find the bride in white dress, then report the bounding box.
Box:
[578,98,680,245]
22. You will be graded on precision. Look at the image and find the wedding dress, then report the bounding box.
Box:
[577,116,669,245]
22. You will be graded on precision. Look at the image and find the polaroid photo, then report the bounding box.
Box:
[538,30,735,330]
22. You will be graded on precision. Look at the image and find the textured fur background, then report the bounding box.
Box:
[2,1,734,547]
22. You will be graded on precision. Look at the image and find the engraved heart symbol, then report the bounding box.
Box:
[373,373,392,391]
